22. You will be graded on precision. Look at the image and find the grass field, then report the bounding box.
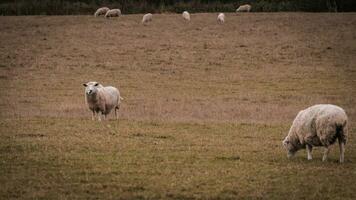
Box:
[0,13,356,199]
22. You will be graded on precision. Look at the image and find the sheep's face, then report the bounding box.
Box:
[83,82,100,96]
[282,137,297,158]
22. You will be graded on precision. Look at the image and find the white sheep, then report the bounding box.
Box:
[105,9,121,18]
[94,7,109,17]
[83,81,123,121]
[217,13,225,24]
[142,13,153,24]
[182,11,190,21]
[236,4,252,12]
[283,104,348,163]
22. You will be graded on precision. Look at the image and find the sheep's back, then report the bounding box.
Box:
[103,86,119,96]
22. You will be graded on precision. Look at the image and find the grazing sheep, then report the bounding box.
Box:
[83,81,123,121]
[283,104,348,163]
[142,13,153,24]
[105,9,121,18]
[236,4,252,12]
[182,11,190,21]
[94,7,109,17]
[217,13,225,24]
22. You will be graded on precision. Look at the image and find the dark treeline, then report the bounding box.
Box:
[1,0,355,15]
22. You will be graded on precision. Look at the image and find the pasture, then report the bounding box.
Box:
[0,13,356,199]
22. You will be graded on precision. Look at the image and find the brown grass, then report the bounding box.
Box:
[0,13,356,199]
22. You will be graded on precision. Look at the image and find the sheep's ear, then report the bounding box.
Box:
[94,83,99,86]
[83,83,87,87]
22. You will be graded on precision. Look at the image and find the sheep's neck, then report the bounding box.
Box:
[289,131,303,150]
[87,93,99,103]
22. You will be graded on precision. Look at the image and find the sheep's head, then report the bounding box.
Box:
[83,82,100,96]
[282,136,298,158]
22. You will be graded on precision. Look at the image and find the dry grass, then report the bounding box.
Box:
[0,13,356,199]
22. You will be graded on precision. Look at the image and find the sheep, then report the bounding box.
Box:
[83,81,123,121]
[142,13,153,24]
[217,13,225,24]
[94,7,109,17]
[282,104,348,163]
[105,9,121,18]
[182,11,190,21]
[236,4,252,12]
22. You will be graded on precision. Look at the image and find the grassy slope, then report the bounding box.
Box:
[0,13,355,199]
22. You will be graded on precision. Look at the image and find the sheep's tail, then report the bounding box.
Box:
[120,96,124,101]
[336,120,347,144]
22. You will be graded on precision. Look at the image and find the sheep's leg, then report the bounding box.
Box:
[97,112,102,121]
[322,147,330,162]
[306,145,313,160]
[339,140,345,163]
[98,108,107,121]
[114,108,118,120]
[101,110,107,121]
[91,111,95,121]
[115,105,120,120]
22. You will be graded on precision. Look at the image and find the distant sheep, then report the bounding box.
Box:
[236,4,252,12]
[142,13,153,24]
[182,11,190,21]
[83,81,123,121]
[105,9,121,18]
[94,7,109,17]
[283,104,348,163]
[217,13,225,24]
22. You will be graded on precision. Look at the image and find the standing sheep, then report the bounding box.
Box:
[283,104,348,163]
[83,81,123,121]
[236,4,252,12]
[142,13,153,24]
[94,7,109,17]
[105,9,121,18]
[182,11,190,21]
[217,13,225,24]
